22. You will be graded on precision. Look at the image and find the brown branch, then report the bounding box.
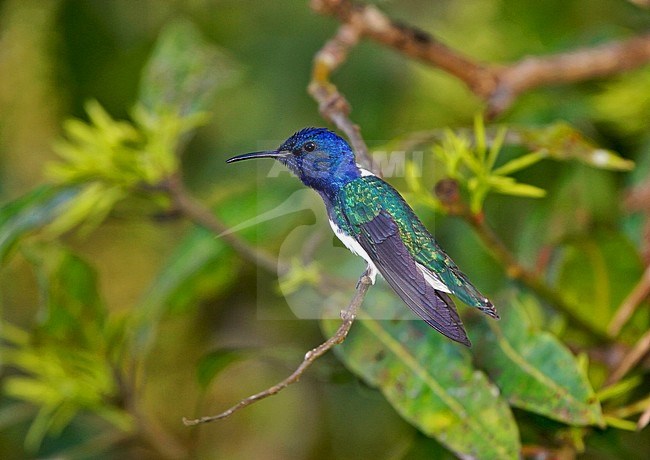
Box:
[491,34,650,116]
[605,328,650,387]
[308,22,376,173]
[163,173,286,274]
[629,0,650,9]
[182,273,372,425]
[311,0,650,116]
[608,265,650,337]
[311,0,496,96]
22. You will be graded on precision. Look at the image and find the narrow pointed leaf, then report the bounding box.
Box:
[474,296,604,426]
[489,178,547,198]
[45,183,126,237]
[493,151,546,176]
[0,185,80,263]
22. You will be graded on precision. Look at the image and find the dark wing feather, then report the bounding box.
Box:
[355,210,470,346]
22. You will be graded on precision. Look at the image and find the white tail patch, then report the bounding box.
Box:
[417,263,451,293]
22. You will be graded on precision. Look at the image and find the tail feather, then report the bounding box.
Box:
[479,299,499,319]
[420,264,499,320]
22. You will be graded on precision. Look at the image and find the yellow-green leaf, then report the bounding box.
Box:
[488,177,547,198]
[493,151,547,176]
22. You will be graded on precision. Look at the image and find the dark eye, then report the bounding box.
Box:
[303,141,316,152]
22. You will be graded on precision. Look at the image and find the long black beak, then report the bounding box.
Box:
[226,150,290,163]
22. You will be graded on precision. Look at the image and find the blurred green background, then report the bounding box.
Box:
[1,0,650,458]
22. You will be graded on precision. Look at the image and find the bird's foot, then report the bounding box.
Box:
[356,266,373,289]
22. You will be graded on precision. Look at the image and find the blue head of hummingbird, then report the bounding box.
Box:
[227,128,498,346]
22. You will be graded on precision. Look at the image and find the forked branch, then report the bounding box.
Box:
[311,0,650,116]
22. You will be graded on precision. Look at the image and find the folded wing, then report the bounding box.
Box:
[354,210,471,346]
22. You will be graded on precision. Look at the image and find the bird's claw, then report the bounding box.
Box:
[356,266,372,289]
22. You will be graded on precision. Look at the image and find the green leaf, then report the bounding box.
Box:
[197,349,248,389]
[552,230,644,334]
[0,185,80,263]
[486,124,507,171]
[486,176,546,198]
[473,295,604,426]
[1,324,131,451]
[49,99,187,189]
[45,183,126,237]
[513,122,634,171]
[0,245,130,450]
[493,151,546,176]
[321,288,520,459]
[24,244,107,348]
[138,20,239,119]
[142,227,237,313]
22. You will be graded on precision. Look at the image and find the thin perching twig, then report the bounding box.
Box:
[605,328,650,387]
[182,273,373,426]
[312,0,650,116]
[608,265,650,338]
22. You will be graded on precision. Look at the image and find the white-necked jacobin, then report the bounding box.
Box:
[227,128,499,346]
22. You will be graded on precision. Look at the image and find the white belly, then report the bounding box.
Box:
[328,218,451,293]
[328,219,378,284]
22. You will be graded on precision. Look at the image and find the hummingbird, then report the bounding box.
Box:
[227,128,498,346]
